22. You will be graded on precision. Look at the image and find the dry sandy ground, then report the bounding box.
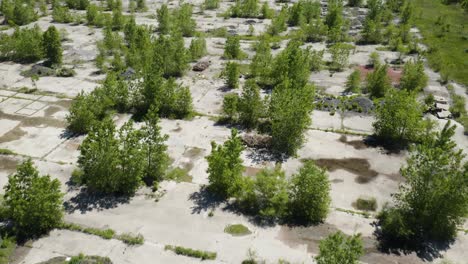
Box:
[0,0,467,263]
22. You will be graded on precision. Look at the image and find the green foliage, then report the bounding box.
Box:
[355,197,377,211]
[43,26,63,66]
[165,167,192,183]
[378,123,468,242]
[222,93,240,121]
[315,231,364,264]
[189,35,207,61]
[152,33,190,77]
[1,0,38,26]
[52,5,73,23]
[366,64,391,98]
[399,59,428,92]
[173,3,196,37]
[345,70,361,93]
[329,43,353,72]
[78,118,145,194]
[156,4,171,34]
[271,41,311,88]
[3,159,63,238]
[325,0,349,42]
[223,61,240,89]
[165,245,217,260]
[372,89,425,145]
[204,0,219,10]
[224,35,242,59]
[348,0,363,7]
[250,36,272,86]
[61,222,115,239]
[0,25,43,63]
[288,0,321,26]
[229,0,259,18]
[66,91,105,134]
[66,0,89,10]
[86,4,109,27]
[253,167,289,219]
[206,129,244,199]
[0,235,16,264]
[260,2,274,19]
[299,18,328,43]
[224,224,251,236]
[117,233,144,245]
[268,6,288,35]
[68,254,112,264]
[0,148,15,155]
[269,79,315,156]
[238,79,264,129]
[289,161,330,224]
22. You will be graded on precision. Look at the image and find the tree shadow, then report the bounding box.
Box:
[362,135,407,155]
[246,147,286,164]
[188,186,224,214]
[59,129,78,140]
[372,221,454,262]
[63,187,131,214]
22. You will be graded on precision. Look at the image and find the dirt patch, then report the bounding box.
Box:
[313,158,379,184]
[277,224,340,254]
[0,156,19,172]
[338,135,367,150]
[52,99,72,109]
[183,147,204,159]
[44,106,62,117]
[243,166,262,177]
[331,178,344,183]
[0,125,26,143]
[0,111,66,128]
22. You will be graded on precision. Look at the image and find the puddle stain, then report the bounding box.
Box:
[313,158,379,184]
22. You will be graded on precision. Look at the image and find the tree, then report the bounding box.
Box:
[189,35,207,61]
[315,231,364,264]
[289,161,330,224]
[223,61,240,89]
[378,122,468,243]
[78,118,145,194]
[43,26,62,66]
[0,25,44,63]
[66,91,104,134]
[157,4,171,34]
[250,36,272,86]
[329,43,353,71]
[260,2,273,19]
[253,167,289,219]
[268,6,288,35]
[224,35,242,59]
[366,64,391,98]
[239,79,264,129]
[271,41,311,89]
[269,79,315,156]
[399,59,428,92]
[206,129,244,199]
[204,0,219,10]
[141,106,169,184]
[372,89,425,145]
[345,70,361,93]
[174,3,196,37]
[3,159,63,238]
[222,93,239,121]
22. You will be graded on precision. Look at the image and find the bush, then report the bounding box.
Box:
[189,35,207,61]
[165,245,217,260]
[204,0,219,10]
[224,224,252,236]
[315,231,364,264]
[355,197,377,211]
[0,25,44,63]
[223,61,240,89]
[117,233,144,245]
[224,35,242,59]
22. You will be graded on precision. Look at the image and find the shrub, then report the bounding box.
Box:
[355,197,377,211]
[223,61,240,89]
[224,224,252,236]
[204,0,219,10]
[189,35,207,61]
[117,233,144,245]
[0,25,44,63]
[224,35,242,59]
[165,245,217,260]
[0,148,15,155]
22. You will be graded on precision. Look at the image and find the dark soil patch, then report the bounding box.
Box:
[338,135,367,150]
[0,110,66,128]
[313,158,379,184]
[0,156,19,173]
[0,125,26,143]
[183,147,204,159]
[44,106,62,117]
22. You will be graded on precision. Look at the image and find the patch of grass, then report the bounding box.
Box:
[68,253,113,264]
[164,245,217,260]
[116,233,144,245]
[354,197,377,211]
[165,168,192,183]
[224,224,251,236]
[60,222,144,245]
[0,148,15,155]
[335,207,371,218]
[413,0,468,85]
[0,235,16,264]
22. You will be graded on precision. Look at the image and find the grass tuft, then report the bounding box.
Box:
[165,245,217,260]
[224,224,252,236]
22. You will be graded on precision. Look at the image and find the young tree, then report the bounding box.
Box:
[269,79,315,156]
[260,2,274,19]
[239,79,264,129]
[289,161,330,224]
[378,123,468,242]
[174,3,196,37]
[250,36,272,86]
[206,129,244,199]
[267,6,288,35]
[157,4,171,34]
[189,35,207,61]
[329,43,353,71]
[224,35,242,59]
[271,41,311,88]
[204,0,219,10]
[141,106,169,184]
[66,91,104,134]
[345,70,361,93]
[366,64,391,98]
[43,26,63,65]
[315,231,364,264]
[253,167,289,219]
[3,159,63,239]
[223,61,240,89]
[372,89,425,145]
[222,93,240,121]
[399,59,428,92]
